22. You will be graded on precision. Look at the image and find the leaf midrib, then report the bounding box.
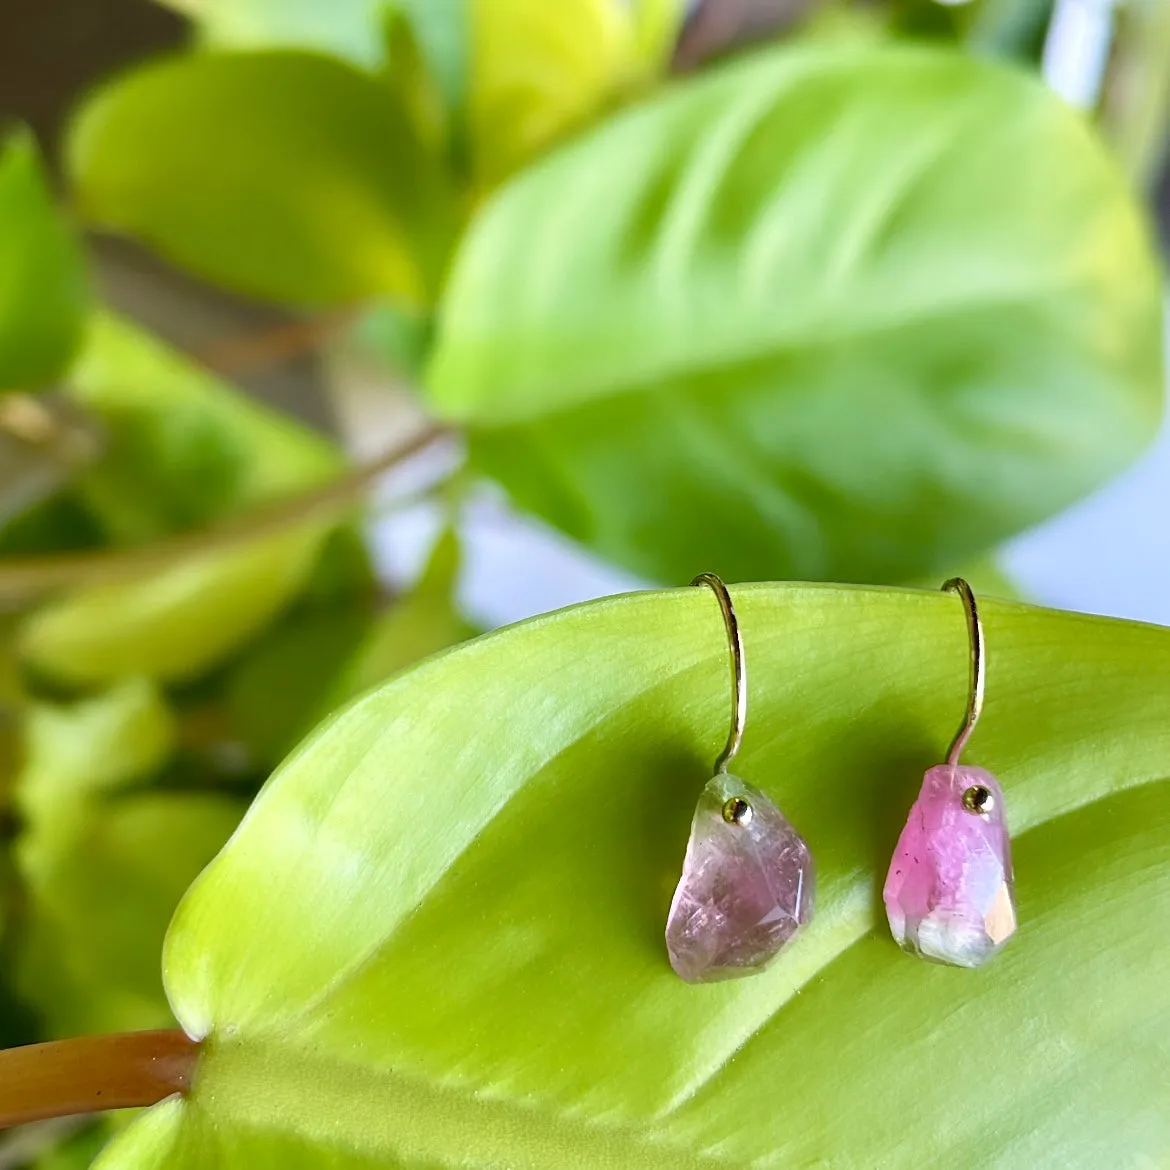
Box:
[442,276,1112,430]
[191,1033,735,1170]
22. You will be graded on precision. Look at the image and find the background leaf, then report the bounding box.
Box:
[18,528,328,686]
[13,312,357,687]
[68,51,457,307]
[156,0,467,102]
[17,678,174,815]
[12,678,243,1036]
[0,131,87,391]
[470,0,667,188]
[226,528,471,766]
[158,0,393,69]
[17,792,244,1036]
[32,1124,109,1170]
[322,527,473,703]
[97,584,1170,1167]
[630,0,688,68]
[224,605,373,769]
[68,314,341,543]
[428,43,1164,585]
[394,0,468,113]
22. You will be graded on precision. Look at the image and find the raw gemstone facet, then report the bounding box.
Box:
[883,764,1016,968]
[666,773,814,983]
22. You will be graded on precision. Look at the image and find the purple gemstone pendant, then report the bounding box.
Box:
[883,578,1017,969]
[667,772,814,983]
[668,574,815,983]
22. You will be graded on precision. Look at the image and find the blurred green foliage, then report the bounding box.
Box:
[70,53,458,306]
[0,133,87,391]
[0,0,1165,1165]
[428,44,1161,584]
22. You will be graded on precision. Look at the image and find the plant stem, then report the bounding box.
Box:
[0,1030,198,1129]
[195,309,359,376]
[0,422,453,605]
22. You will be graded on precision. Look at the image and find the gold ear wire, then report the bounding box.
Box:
[942,577,985,767]
[691,573,746,774]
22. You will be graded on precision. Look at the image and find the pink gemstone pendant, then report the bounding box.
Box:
[666,772,815,983]
[883,764,1016,968]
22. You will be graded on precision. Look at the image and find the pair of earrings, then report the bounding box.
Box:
[665,573,1016,983]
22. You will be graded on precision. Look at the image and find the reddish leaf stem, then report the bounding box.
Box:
[0,1030,198,1129]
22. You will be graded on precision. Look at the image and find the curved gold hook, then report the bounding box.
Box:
[942,577,985,766]
[692,573,746,773]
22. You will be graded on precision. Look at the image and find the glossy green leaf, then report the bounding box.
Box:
[19,527,328,686]
[99,584,1170,1167]
[0,130,87,390]
[69,51,456,307]
[68,314,341,543]
[429,44,1164,585]
[470,0,665,188]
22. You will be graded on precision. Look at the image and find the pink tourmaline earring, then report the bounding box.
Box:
[883,577,1017,968]
[665,573,815,983]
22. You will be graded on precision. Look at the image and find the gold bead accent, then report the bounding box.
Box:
[962,785,995,816]
[722,797,753,826]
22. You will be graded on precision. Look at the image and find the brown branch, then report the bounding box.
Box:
[0,1031,198,1129]
[0,423,453,605]
[673,0,816,72]
[195,310,359,377]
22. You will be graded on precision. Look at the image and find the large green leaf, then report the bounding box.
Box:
[68,51,456,307]
[98,585,1170,1166]
[67,314,340,544]
[0,130,87,390]
[428,44,1164,585]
